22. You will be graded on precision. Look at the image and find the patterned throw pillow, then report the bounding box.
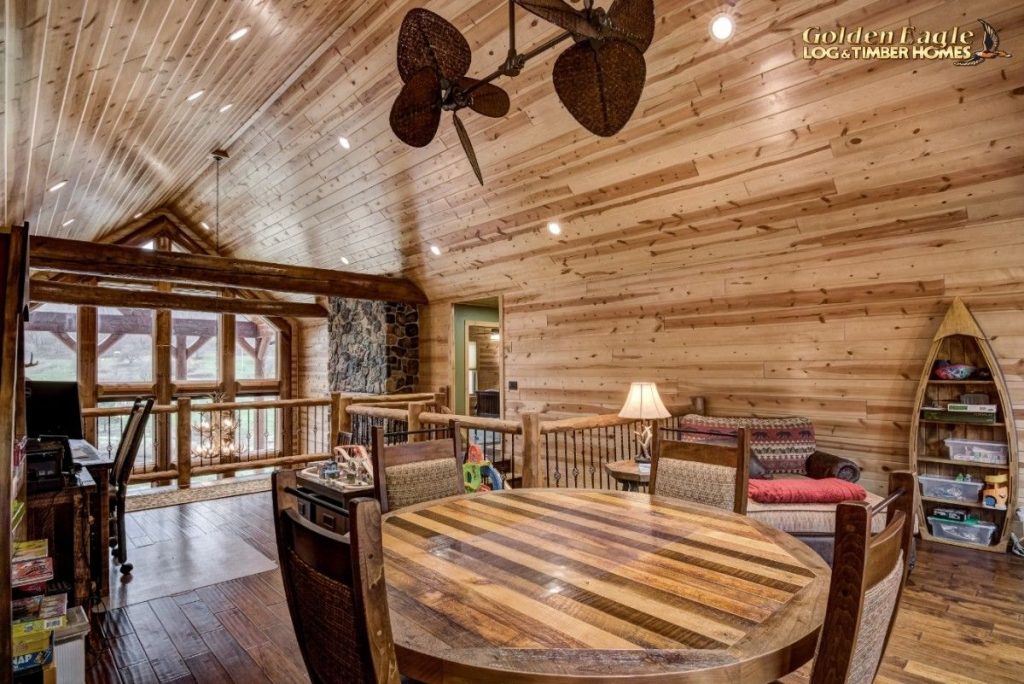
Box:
[678,414,816,475]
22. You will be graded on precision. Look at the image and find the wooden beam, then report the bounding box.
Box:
[30,281,328,318]
[29,236,427,304]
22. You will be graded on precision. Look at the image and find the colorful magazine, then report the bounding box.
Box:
[12,593,68,637]
[12,540,48,562]
[11,631,53,674]
[11,557,54,588]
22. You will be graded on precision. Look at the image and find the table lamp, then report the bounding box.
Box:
[618,382,671,463]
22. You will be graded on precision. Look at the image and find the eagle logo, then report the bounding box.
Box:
[955,19,1012,66]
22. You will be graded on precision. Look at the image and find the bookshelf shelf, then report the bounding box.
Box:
[910,298,1017,553]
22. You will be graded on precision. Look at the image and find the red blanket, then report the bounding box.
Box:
[748,477,867,504]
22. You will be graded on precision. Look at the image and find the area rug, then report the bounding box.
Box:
[105,533,277,607]
[125,476,271,512]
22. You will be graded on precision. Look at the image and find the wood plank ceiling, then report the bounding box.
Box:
[5,0,1024,496]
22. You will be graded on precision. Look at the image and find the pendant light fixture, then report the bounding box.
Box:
[211,149,229,252]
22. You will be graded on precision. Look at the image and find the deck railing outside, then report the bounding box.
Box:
[84,388,703,491]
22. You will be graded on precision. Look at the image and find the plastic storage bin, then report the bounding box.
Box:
[927,516,997,545]
[944,438,1009,465]
[919,474,983,502]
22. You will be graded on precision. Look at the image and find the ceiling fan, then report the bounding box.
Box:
[389,0,655,184]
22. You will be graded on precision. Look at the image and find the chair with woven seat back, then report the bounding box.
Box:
[272,470,400,684]
[108,397,154,575]
[801,470,915,684]
[370,420,464,513]
[650,426,751,514]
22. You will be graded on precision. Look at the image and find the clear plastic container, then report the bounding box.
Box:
[944,438,1009,465]
[919,474,983,502]
[927,516,997,545]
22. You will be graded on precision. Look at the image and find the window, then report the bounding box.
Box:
[97,307,154,384]
[235,315,278,380]
[24,303,78,381]
[171,311,219,382]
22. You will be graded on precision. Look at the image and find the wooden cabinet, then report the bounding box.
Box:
[910,298,1017,552]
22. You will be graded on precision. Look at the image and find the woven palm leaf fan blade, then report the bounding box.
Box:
[452,112,484,185]
[397,8,471,83]
[514,0,600,39]
[554,39,645,136]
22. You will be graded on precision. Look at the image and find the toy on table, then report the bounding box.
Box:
[463,442,504,493]
[982,473,1008,510]
[318,444,373,487]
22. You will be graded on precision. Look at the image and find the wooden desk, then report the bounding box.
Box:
[26,468,96,609]
[604,458,649,491]
[383,489,830,683]
[69,439,114,597]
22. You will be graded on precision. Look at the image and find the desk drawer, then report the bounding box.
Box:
[314,507,347,534]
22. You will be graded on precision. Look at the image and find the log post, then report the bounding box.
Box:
[408,401,426,442]
[435,386,450,411]
[331,392,353,445]
[177,397,192,489]
[77,304,98,444]
[521,412,542,489]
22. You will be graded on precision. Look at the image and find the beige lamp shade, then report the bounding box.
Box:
[618,382,671,420]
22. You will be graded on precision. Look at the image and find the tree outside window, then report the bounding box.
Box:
[97,307,154,384]
[24,303,78,381]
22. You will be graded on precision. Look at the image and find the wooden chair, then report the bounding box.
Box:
[272,470,400,684]
[370,420,464,513]
[650,426,750,514]
[108,397,154,574]
[797,470,915,684]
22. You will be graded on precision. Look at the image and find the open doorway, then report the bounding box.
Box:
[452,298,502,417]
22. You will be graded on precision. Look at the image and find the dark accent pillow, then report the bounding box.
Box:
[749,453,773,480]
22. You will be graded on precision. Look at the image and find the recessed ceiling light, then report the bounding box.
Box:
[219,104,233,113]
[710,14,735,41]
[187,90,204,102]
[133,212,143,219]
[62,218,75,227]
[48,180,68,192]
[341,256,350,265]
[338,136,351,150]
[429,244,442,256]
[200,221,210,231]
[547,221,562,235]
[228,27,249,41]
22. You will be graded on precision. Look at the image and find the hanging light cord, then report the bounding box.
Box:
[215,154,221,252]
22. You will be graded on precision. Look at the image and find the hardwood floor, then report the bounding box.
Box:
[86,492,1024,684]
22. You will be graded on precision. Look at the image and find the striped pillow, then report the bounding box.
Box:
[678,414,816,475]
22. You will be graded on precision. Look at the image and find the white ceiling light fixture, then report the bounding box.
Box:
[133,212,143,219]
[338,136,351,150]
[228,27,250,42]
[219,104,234,113]
[187,90,205,102]
[48,180,68,192]
[429,244,442,256]
[709,14,735,41]
[341,256,350,265]
[547,221,562,235]
[200,221,210,231]
[62,218,75,227]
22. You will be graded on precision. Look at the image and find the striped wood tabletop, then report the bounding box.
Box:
[383,488,830,683]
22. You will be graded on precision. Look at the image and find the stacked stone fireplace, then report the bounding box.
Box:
[327,298,419,394]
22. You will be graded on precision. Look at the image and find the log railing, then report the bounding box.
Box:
[85,385,702,492]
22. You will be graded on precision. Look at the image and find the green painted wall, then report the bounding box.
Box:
[453,304,499,414]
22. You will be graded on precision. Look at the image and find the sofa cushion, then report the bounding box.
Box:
[749,477,866,504]
[679,414,816,475]
[746,476,887,535]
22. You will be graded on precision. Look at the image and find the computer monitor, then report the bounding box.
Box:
[25,380,84,440]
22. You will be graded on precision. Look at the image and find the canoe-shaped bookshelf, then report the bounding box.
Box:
[910,298,1017,553]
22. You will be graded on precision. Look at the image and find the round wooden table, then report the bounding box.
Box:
[603,458,649,491]
[382,489,830,683]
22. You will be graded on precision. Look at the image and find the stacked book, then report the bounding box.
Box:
[922,402,998,425]
[9,540,64,675]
